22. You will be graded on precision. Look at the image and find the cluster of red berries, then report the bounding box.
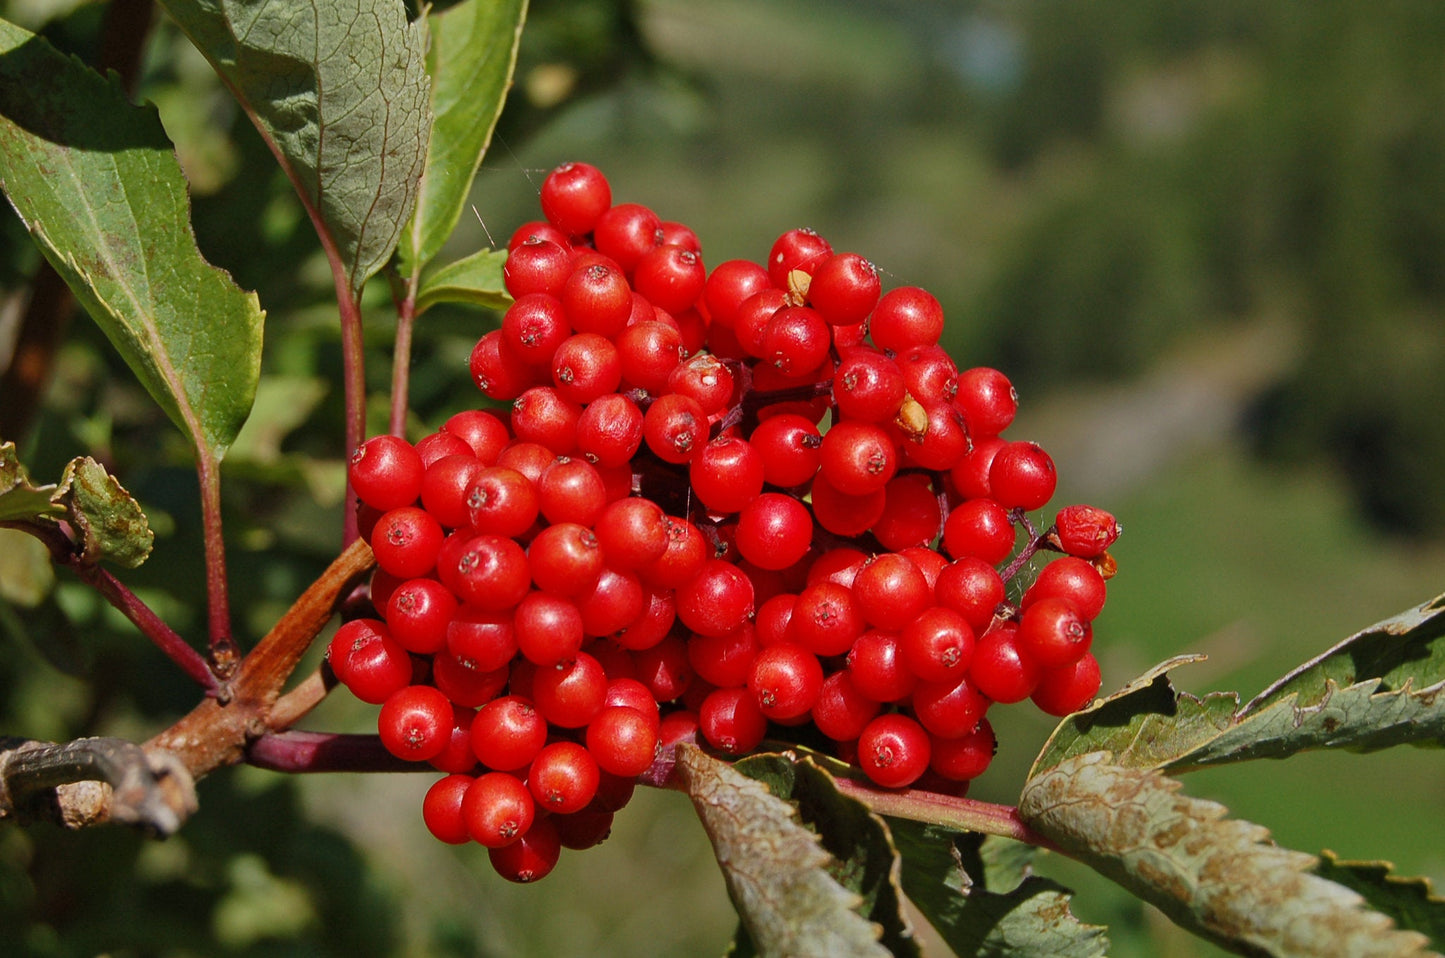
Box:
[332,162,1121,883]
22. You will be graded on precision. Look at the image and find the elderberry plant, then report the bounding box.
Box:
[0,4,1442,957]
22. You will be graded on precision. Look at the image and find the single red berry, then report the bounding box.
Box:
[807,252,880,327]
[575,393,645,468]
[735,493,814,571]
[1018,597,1093,669]
[420,454,488,530]
[846,629,918,703]
[749,414,823,488]
[532,651,608,728]
[747,643,824,721]
[869,286,944,352]
[471,695,548,771]
[594,497,670,570]
[378,685,454,762]
[872,475,943,552]
[466,466,540,538]
[593,202,662,272]
[586,706,660,777]
[767,227,833,289]
[852,553,931,631]
[470,329,537,401]
[385,577,458,655]
[487,815,561,883]
[1031,653,1103,716]
[833,347,906,422]
[901,606,976,684]
[676,559,756,637]
[445,604,518,673]
[1053,504,1122,558]
[327,618,412,704]
[1022,556,1108,621]
[928,717,996,781]
[633,244,707,315]
[809,475,887,537]
[422,773,474,845]
[513,591,586,667]
[934,558,1007,633]
[911,674,989,739]
[942,499,1016,565]
[578,567,646,637]
[687,622,762,689]
[349,435,424,511]
[989,441,1057,512]
[857,714,931,788]
[704,259,772,328]
[819,420,898,496]
[689,436,765,514]
[698,686,768,755]
[954,367,1018,437]
[969,625,1040,704]
[528,740,600,814]
[643,393,709,464]
[504,238,573,298]
[810,669,881,742]
[462,771,535,848]
[539,161,611,236]
[371,506,444,579]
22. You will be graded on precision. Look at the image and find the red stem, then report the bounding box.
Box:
[388,279,419,438]
[79,563,217,691]
[195,451,240,678]
[246,731,418,773]
[831,777,1059,851]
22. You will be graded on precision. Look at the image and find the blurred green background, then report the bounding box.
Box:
[3,0,1445,955]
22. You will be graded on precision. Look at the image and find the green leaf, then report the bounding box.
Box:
[674,745,891,958]
[733,753,920,958]
[1313,852,1445,949]
[159,0,431,295]
[0,441,62,523]
[890,820,1108,958]
[1031,595,1445,779]
[1020,751,1437,958]
[1176,592,1445,766]
[399,0,528,276]
[0,528,55,607]
[53,457,154,568]
[0,20,264,459]
[1029,654,1234,778]
[415,247,511,315]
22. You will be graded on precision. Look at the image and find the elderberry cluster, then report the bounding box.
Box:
[333,162,1121,883]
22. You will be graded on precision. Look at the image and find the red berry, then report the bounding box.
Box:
[1031,653,1103,716]
[349,435,424,511]
[857,714,931,788]
[969,625,1040,704]
[989,441,1057,511]
[488,816,561,883]
[747,643,824,721]
[735,493,814,571]
[1053,504,1122,558]
[529,740,600,814]
[471,696,548,771]
[1018,597,1093,669]
[463,771,535,848]
[540,161,611,236]
[586,706,660,777]
[378,685,453,762]
[874,286,945,351]
[807,252,880,327]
